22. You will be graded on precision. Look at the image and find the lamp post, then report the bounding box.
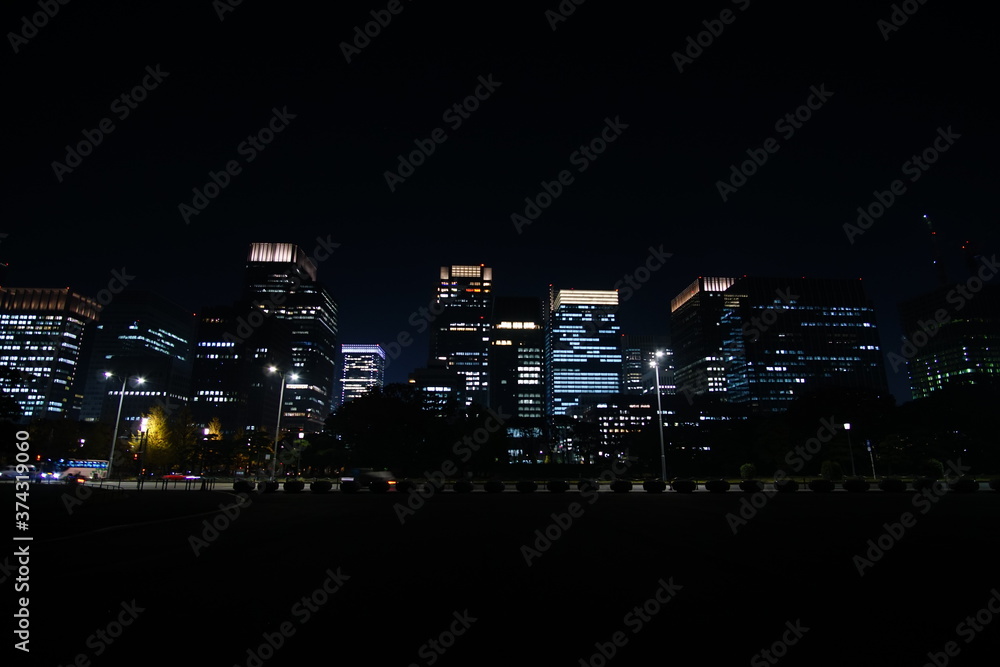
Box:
[866,439,877,479]
[296,431,305,477]
[650,352,667,481]
[844,422,856,477]
[267,366,298,481]
[105,372,144,481]
[201,427,210,476]
[137,417,148,488]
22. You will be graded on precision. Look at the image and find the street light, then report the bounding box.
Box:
[105,371,145,481]
[866,439,877,479]
[650,351,667,481]
[201,427,210,475]
[844,422,856,477]
[137,417,149,488]
[267,366,299,481]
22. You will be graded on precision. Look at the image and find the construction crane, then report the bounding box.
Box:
[922,214,949,287]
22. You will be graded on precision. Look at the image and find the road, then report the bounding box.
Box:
[10,483,1000,666]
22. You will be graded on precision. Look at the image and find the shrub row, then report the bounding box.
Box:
[234,476,997,494]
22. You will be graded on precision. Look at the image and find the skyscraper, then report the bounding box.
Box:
[669,277,737,402]
[489,297,545,461]
[78,290,195,424]
[190,303,292,436]
[242,242,339,433]
[408,360,466,414]
[718,276,889,412]
[546,289,622,416]
[428,264,492,407]
[340,344,386,405]
[621,334,671,396]
[896,271,1000,400]
[489,297,544,419]
[0,287,101,422]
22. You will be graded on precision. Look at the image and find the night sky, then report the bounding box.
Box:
[5,1,997,402]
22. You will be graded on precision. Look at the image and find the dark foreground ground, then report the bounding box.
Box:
[7,483,1000,666]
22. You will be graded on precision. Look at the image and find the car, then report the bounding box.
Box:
[341,468,397,490]
[1,465,39,481]
[162,473,201,480]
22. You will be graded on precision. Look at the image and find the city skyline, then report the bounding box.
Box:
[5,4,999,663]
[5,2,998,409]
[3,243,992,407]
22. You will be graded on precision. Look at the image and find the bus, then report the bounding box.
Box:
[49,459,109,481]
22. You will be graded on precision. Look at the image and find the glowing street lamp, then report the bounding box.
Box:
[267,366,299,481]
[650,351,667,481]
[105,371,145,480]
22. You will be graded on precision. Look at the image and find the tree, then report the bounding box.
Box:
[139,405,173,472]
[326,383,435,472]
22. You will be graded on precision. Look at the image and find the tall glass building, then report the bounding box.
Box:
[489,297,544,419]
[0,287,101,422]
[242,242,339,434]
[190,303,292,436]
[546,289,622,416]
[669,277,736,402]
[489,297,545,461]
[340,344,385,405]
[429,265,492,407]
[718,276,889,412]
[78,290,195,425]
[621,335,672,396]
[897,279,1000,400]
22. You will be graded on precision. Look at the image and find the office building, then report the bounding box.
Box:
[190,303,292,436]
[489,297,545,462]
[669,277,737,403]
[718,276,889,413]
[429,264,493,407]
[546,289,622,416]
[408,360,465,414]
[78,290,195,426]
[621,335,672,396]
[897,274,1000,400]
[340,344,386,405]
[0,287,101,422]
[242,242,339,433]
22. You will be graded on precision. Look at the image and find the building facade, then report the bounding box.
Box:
[242,242,339,433]
[669,277,737,403]
[78,290,195,425]
[718,276,889,413]
[546,289,622,417]
[489,297,545,462]
[428,264,493,407]
[0,287,101,422]
[340,344,386,405]
[190,303,292,437]
[621,334,672,396]
[896,274,1000,400]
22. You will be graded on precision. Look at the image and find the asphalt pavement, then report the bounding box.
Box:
[9,483,1000,666]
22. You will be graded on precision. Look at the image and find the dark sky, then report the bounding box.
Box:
[4,1,997,403]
